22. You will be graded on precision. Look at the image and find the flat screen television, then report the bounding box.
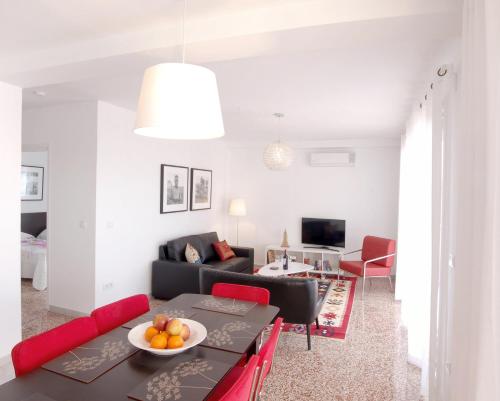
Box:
[301,217,345,248]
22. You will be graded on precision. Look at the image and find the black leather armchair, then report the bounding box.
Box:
[152,232,254,300]
[199,267,330,350]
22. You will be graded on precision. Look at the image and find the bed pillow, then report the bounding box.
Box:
[37,229,47,240]
[213,240,236,262]
[185,243,202,264]
[21,232,34,241]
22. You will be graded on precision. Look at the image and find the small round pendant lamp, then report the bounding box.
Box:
[263,113,293,170]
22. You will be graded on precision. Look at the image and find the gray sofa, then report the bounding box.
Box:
[152,232,254,300]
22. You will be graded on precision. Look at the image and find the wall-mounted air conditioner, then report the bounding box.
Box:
[309,151,355,167]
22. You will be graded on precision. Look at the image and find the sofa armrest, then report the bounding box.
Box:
[152,259,211,300]
[231,246,254,268]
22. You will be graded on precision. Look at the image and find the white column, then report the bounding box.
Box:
[0,82,22,360]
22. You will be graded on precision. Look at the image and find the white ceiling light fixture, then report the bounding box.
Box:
[263,113,293,170]
[134,0,224,140]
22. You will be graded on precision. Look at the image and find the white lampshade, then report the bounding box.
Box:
[229,198,247,217]
[263,141,294,170]
[134,63,225,139]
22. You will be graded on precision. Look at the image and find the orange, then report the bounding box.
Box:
[167,335,184,349]
[145,326,160,342]
[159,331,169,341]
[150,334,168,349]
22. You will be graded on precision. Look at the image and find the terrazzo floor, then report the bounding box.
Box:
[4,278,421,400]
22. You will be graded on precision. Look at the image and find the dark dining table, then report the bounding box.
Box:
[0,293,279,401]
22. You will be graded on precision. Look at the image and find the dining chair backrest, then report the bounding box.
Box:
[219,355,260,401]
[91,294,150,334]
[256,317,283,393]
[212,283,270,305]
[11,317,99,376]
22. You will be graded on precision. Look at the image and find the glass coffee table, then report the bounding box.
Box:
[257,261,315,277]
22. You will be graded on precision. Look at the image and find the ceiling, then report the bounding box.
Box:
[1,0,461,141]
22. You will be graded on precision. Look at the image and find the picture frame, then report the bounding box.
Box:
[190,168,212,211]
[160,164,189,214]
[21,165,44,201]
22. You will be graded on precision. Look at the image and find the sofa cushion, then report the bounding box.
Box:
[213,240,236,261]
[167,235,203,262]
[197,232,219,262]
[185,243,202,264]
[209,257,249,273]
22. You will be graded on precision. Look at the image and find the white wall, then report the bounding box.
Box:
[94,102,229,307]
[23,102,98,314]
[21,151,48,214]
[0,82,22,359]
[226,142,400,265]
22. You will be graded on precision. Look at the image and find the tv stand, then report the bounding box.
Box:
[264,244,344,276]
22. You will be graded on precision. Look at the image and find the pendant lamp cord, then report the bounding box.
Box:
[182,0,187,63]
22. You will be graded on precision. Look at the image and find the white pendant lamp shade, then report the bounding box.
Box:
[134,63,225,139]
[263,141,294,170]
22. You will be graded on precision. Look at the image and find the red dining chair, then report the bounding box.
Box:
[254,317,283,399]
[11,317,99,376]
[212,283,270,305]
[90,294,150,334]
[209,355,260,401]
[338,235,396,299]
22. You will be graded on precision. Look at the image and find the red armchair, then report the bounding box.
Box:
[339,236,396,299]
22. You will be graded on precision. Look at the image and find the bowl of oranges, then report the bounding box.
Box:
[127,314,207,356]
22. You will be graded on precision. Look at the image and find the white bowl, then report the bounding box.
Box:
[127,319,207,356]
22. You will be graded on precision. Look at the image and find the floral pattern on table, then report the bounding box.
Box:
[42,328,139,383]
[192,297,256,316]
[206,321,255,347]
[128,349,241,401]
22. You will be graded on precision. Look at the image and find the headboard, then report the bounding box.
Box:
[21,212,47,237]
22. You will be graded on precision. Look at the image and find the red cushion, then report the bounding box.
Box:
[212,283,270,305]
[11,317,99,376]
[91,294,150,335]
[361,236,396,267]
[213,240,236,261]
[339,260,391,277]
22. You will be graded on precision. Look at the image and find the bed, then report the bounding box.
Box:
[21,212,47,291]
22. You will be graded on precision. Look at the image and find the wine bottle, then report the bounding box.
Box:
[283,249,288,270]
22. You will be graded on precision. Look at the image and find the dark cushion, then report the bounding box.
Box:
[165,232,219,263]
[167,235,203,262]
[197,232,219,262]
[209,257,249,273]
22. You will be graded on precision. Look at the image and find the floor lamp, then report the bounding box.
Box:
[229,198,247,246]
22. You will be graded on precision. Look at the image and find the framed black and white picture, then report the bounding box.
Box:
[190,168,212,211]
[160,164,189,213]
[21,165,44,201]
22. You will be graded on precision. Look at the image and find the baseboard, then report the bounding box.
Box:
[49,305,87,317]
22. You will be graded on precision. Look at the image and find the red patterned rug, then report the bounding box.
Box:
[254,268,357,341]
[281,275,357,340]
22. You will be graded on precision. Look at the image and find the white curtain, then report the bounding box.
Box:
[448,0,500,400]
[397,81,443,397]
